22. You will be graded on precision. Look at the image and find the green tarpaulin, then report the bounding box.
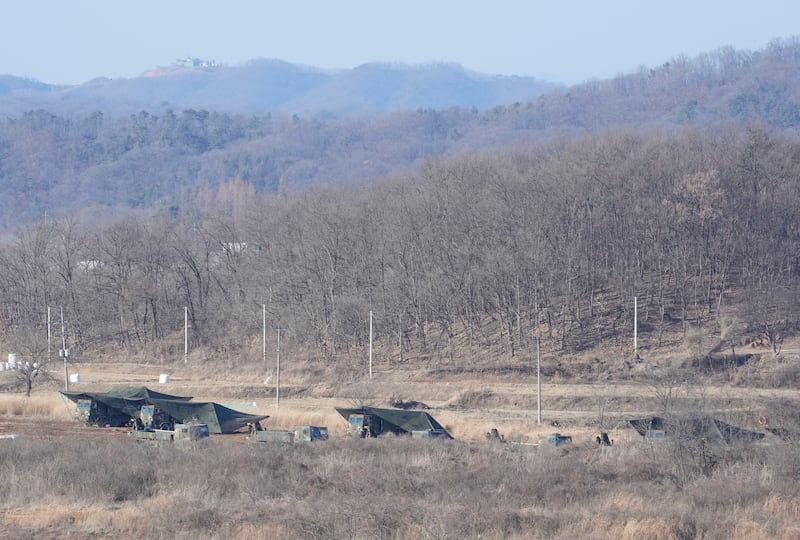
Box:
[146,399,267,434]
[335,406,452,438]
[628,415,764,444]
[61,386,267,434]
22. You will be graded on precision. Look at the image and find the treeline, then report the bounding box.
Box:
[532,37,800,129]
[1,126,798,364]
[0,106,487,228]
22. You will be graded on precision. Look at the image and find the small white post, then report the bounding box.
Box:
[368,310,373,379]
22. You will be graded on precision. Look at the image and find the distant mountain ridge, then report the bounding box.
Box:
[0,59,560,117]
[0,75,55,95]
[3,38,800,230]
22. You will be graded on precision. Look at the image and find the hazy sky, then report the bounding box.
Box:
[2,1,798,86]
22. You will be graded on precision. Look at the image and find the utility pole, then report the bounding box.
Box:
[536,309,542,425]
[275,328,281,409]
[398,313,403,363]
[47,307,51,368]
[536,336,541,425]
[262,304,267,369]
[634,296,638,358]
[60,306,69,392]
[184,306,188,365]
[368,310,373,379]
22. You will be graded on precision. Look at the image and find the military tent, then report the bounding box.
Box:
[61,386,267,434]
[335,406,453,439]
[766,426,800,441]
[628,415,764,444]
[146,399,267,434]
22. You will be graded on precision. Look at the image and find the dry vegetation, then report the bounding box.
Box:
[2,325,800,539]
[1,429,799,539]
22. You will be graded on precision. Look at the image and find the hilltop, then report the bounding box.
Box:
[0,58,558,117]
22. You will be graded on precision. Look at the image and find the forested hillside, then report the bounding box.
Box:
[1,127,798,369]
[1,38,800,367]
[2,39,800,229]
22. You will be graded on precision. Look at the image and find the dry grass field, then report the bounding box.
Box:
[1,332,800,539]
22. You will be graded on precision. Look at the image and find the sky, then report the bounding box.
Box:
[1,1,798,86]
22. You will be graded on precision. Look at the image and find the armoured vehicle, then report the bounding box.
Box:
[247,423,328,443]
[538,433,573,446]
[129,404,209,442]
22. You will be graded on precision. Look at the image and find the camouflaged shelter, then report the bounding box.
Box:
[61,385,267,434]
[628,415,765,444]
[336,406,453,439]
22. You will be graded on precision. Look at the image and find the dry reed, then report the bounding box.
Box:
[0,434,797,539]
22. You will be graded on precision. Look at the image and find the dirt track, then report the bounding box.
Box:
[0,415,129,441]
[2,349,798,444]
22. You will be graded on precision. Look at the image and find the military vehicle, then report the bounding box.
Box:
[538,433,572,446]
[129,404,209,443]
[247,423,328,443]
[129,423,210,443]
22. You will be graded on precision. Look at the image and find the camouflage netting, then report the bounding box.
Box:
[61,386,267,433]
[336,406,452,438]
[628,415,765,444]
